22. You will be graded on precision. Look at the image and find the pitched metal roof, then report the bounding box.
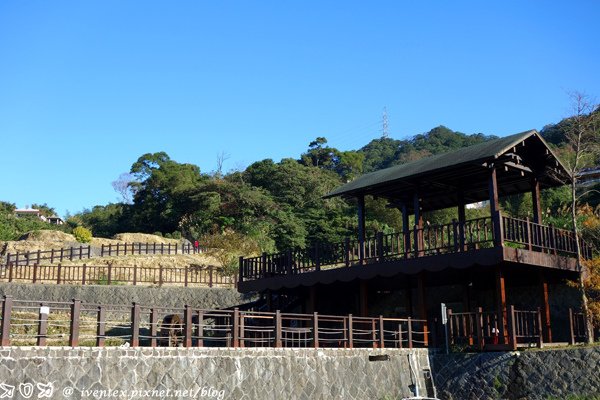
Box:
[325,129,564,199]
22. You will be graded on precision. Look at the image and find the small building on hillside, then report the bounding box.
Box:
[14,208,47,222]
[238,130,594,350]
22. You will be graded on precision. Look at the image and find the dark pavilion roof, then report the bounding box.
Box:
[325,130,570,212]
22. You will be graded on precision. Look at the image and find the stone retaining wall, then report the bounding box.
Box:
[0,347,431,400]
[0,282,254,309]
[431,346,600,400]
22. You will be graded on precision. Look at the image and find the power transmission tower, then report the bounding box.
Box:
[382,107,389,138]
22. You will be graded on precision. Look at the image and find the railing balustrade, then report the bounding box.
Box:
[240,214,592,282]
[0,296,428,349]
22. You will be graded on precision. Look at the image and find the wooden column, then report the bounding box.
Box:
[357,195,366,264]
[495,266,508,343]
[531,177,542,224]
[417,272,428,346]
[539,270,552,343]
[359,281,368,317]
[457,190,466,251]
[413,193,423,256]
[401,203,410,257]
[489,167,503,246]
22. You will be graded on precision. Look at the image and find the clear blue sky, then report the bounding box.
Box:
[1,1,599,217]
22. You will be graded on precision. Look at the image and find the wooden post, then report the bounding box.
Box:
[452,219,459,252]
[87,245,91,259]
[32,263,38,284]
[101,244,105,257]
[82,264,87,285]
[37,303,48,346]
[238,256,244,285]
[539,270,552,343]
[184,265,189,287]
[489,167,503,247]
[568,308,576,345]
[313,312,319,348]
[377,232,385,262]
[475,307,484,350]
[525,218,533,251]
[1,296,13,346]
[96,306,106,347]
[414,193,424,257]
[107,264,112,285]
[159,265,163,286]
[8,262,13,282]
[146,308,156,347]
[14,252,19,267]
[507,305,517,350]
[26,251,30,266]
[69,299,81,347]
[130,303,140,347]
[161,243,164,255]
[537,307,544,348]
[208,266,214,288]
[531,177,542,224]
[457,190,466,251]
[133,264,137,286]
[401,203,410,258]
[232,308,240,347]
[184,305,192,348]
[495,266,507,343]
[379,315,385,348]
[417,272,428,346]
[286,249,293,275]
[314,244,321,272]
[57,263,62,284]
[197,311,204,347]
[69,247,74,261]
[60,248,65,262]
[348,314,353,349]
[407,317,413,349]
[357,194,366,265]
[275,310,282,348]
[37,249,41,265]
[344,238,351,267]
[79,245,83,260]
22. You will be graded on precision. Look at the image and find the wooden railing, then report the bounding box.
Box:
[0,263,237,288]
[240,214,592,282]
[447,305,543,350]
[3,242,207,267]
[0,296,428,349]
[569,308,587,345]
[501,216,592,259]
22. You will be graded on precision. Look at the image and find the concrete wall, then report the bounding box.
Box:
[0,282,255,309]
[431,347,600,400]
[0,347,431,400]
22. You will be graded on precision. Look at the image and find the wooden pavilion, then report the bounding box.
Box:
[238,130,593,349]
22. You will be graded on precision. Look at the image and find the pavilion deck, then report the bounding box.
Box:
[238,212,592,292]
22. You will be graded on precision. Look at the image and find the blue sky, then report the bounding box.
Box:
[1,1,599,217]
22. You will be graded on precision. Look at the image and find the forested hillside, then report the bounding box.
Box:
[2,120,598,256]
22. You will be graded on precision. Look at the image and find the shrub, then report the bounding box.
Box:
[73,226,93,243]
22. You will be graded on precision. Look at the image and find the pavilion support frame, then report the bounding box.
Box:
[357,195,366,265]
[495,266,508,343]
[539,270,552,343]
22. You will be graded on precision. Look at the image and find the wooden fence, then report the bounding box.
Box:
[0,296,429,349]
[3,242,207,267]
[0,263,237,288]
[445,305,588,350]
